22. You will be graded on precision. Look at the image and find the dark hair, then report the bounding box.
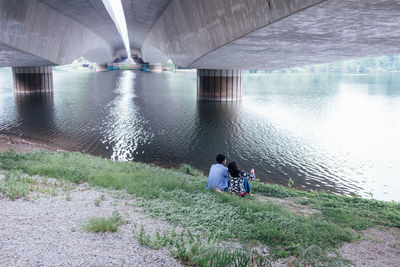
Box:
[216,154,226,164]
[228,161,241,178]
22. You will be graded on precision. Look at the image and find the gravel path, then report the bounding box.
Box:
[340,227,400,267]
[0,178,181,267]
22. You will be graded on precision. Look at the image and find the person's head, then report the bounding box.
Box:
[228,161,241,177]
[216,154,226,165]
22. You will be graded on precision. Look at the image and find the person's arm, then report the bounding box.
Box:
[249,169,256,180]
[242,169,256,181]
[223,167,229,190]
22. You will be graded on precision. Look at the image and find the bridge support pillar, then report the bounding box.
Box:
[197,69,242,101]
[12,66,53,93]
[149,63,162,72]
[96,63,108,72]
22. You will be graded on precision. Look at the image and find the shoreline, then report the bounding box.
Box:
[0,134,62,154]
[0,133,332,197]
[0,133,395,203]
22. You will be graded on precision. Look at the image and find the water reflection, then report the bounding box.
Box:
[0,68,18,131]
[102,71,152,161]
[192,101,241,164]
[242,74,400,200]
[14,92,56,141]
[51,71,120,153]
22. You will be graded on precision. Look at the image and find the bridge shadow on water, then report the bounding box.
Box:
[13,92,56,141]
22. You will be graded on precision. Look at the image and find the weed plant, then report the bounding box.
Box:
[0,170,34,200]
[83,210,125,233]
[133,225,272,267]
[94,194,106,207]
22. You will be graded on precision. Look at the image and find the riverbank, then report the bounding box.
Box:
[0,139,399,266]
[0,134,62,154]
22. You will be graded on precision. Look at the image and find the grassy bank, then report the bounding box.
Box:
[1,150,399,266]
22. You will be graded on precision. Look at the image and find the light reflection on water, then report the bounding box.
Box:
[102,71,153,161]
[0,68,399,201]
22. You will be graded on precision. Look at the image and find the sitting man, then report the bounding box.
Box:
[205,154,228,192]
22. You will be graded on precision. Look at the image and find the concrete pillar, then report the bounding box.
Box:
[149,63,162,72]
[197,69,242,101]
[12,66,53,93]
[96,63,108,72]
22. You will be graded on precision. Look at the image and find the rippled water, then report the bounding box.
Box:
[0,68,399,201]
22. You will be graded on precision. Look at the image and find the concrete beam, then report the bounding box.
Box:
[141,0,324,67]
[0,0,115,67]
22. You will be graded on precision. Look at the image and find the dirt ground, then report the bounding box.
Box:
[340,227,400,267]
[256,195,320,217]
[0,134,59,154]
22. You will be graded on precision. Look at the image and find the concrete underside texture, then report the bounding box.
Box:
[0,43,55,67]
[197,69,242,101]
[141,0,324,67]
[12,66,53,93]
[0,0,115,67]
[190,0,400,70]
[122,0,171,60]
[38,0,122,51]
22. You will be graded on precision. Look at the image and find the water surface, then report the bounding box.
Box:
[0,68,399,201]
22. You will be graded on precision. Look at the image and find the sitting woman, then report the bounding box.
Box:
[227,161,255,197]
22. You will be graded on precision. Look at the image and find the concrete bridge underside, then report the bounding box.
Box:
[141,0,400,70]
[0,0,117,67]
[2,0,400,69]
[190,0,400,70]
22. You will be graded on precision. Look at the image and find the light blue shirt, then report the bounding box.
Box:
[206,163,228,191]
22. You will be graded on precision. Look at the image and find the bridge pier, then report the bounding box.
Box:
[12,66,53,93]
[197,69,242,101]
[149,63,162,72]
[96,63,108,72]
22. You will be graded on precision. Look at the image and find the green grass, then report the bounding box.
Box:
[1,150,399,265]
[133,226,272,266]
[176,163,205,177]
[83,210,125,233]
[0,168,74,201]
[251,181,400,230]
[0,170,34,200]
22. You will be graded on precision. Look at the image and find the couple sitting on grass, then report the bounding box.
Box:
[206,154,255,197]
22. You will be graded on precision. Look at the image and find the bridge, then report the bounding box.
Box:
[1,0,400,100]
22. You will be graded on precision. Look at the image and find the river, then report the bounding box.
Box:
[0,68,399,201]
